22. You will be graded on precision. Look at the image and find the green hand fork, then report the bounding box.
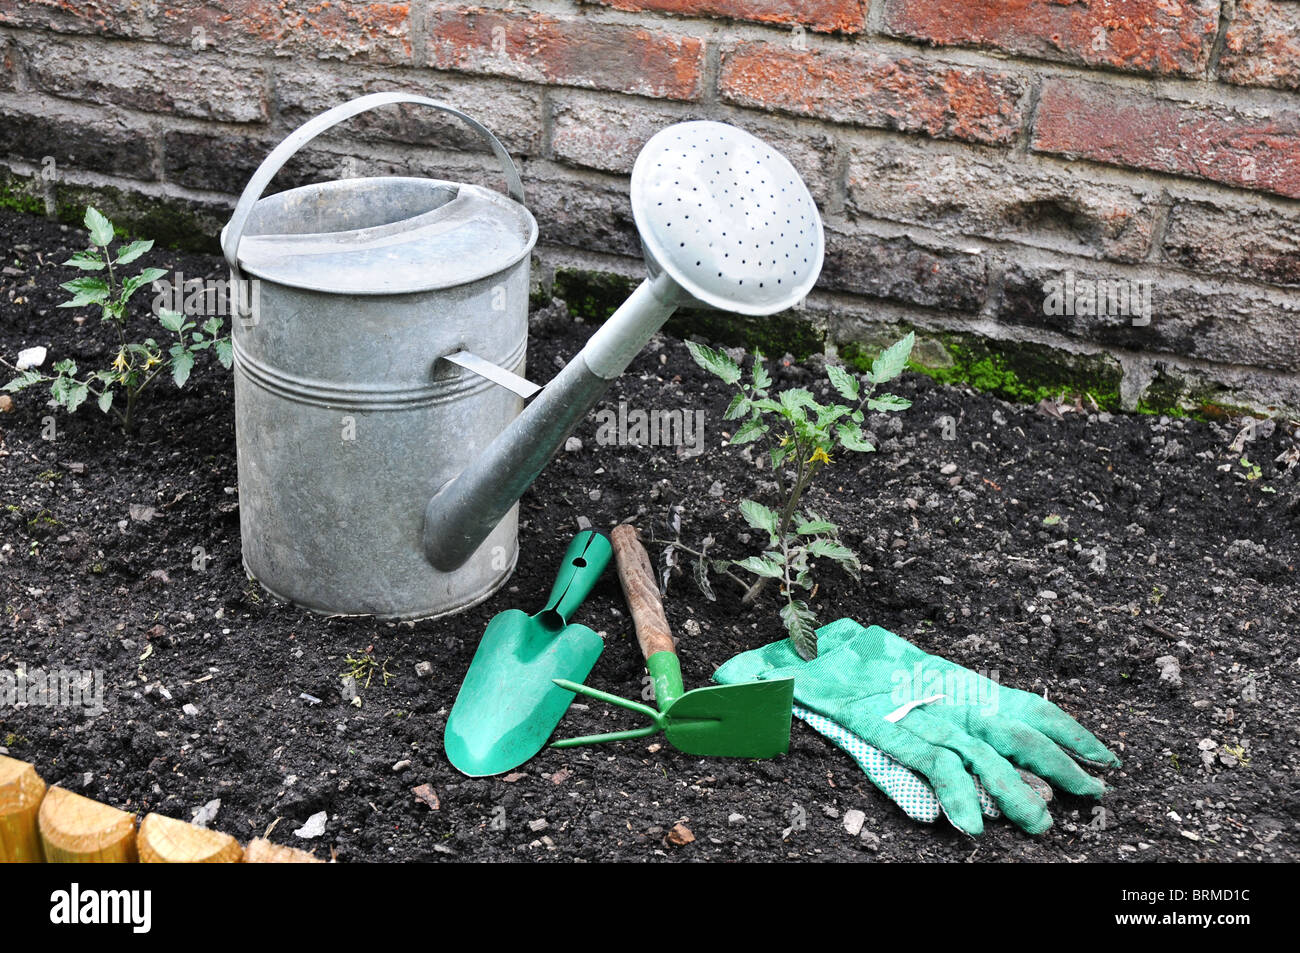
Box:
[553,525,793,758]
[445,531,612,776]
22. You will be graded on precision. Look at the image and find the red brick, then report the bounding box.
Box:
[1219,0,1300,91]
[425,6,704,101]
[880,0,1218,77]
[719,42,1027,146]
[1031,80,1300,200]
[0,0,144,37]
[585,0,865,34]
[152,1,412,63]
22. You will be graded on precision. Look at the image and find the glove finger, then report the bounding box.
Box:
[967,713,1107,798]
[903,709,1052,834]
[848,711,986,836]
[1017,692,1121,767]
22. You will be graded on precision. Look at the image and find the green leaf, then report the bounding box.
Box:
[97,388,114,413]
[739,499,778,536]
[795,514,838,535]
[123,267,168,304]
[780,600,818,660]
[723,392,750,421]
[751,353,772,392]
[158,309,186,333]
[63,249,105,271]
[169,346,195,388]
[769,442,792,471]
[4,370,45,392]
[870,332,915,385]
[735,554,784,579]
[52,359,78,375]
[778,388,817,416]
[729,418,768,445]
[84,207,115,247]
[202,316,223,337]
[827,364,860,401]
[58,276,110,308]
[808,539,861,579]
[868,393,912,413]
[113,239,154,265]
[213,338,233,370]
[836,424,875,453]
[684,340,742,386]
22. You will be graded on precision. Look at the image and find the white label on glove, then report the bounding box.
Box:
[884,694,947,723]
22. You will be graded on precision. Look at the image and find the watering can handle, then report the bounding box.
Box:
[221,91,526,283]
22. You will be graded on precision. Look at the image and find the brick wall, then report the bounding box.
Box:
[2,1,1299,413]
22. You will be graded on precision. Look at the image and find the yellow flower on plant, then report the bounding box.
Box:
[112,348,128,372]
[809,447,831,466]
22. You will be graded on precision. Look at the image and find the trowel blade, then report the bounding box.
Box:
[445,610,604,777]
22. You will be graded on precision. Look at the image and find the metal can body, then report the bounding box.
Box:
[233,265,530,618]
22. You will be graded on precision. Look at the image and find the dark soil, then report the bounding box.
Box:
[2,206,1298,862]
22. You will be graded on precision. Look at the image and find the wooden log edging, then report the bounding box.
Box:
[0,753,322,863]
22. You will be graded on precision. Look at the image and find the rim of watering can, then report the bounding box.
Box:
[226,177,538,297]
[221,92,538,296]
[630,120,824,317]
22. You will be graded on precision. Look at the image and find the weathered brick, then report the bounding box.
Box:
[584,0,866,34]
[845,141,1160,263]
[719,42,1027,146]
[524,165,640,258]
[163,129,274,194]
[1162,198,1300,287]
[275,68,544,156]
[1000,262,1300,373]
[880,0,1218,77]
[0,102,154,178]
[425,6,704,101]
[822,227,987,311]
[550,96,835,204]
[149,0,412,63]
[0,32,24,91]
[0,0,145,37]
[1219,0,1300,91]
[24,39,267,122]
[1031,80,1300,200]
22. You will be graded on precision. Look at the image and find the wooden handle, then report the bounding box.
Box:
[611,524,676,662]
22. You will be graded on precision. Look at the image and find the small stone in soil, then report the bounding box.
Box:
[843,809,866,836]
[412,784,440,811]
[392,759,411,772]
[191,798,221,828]
[565,437,582,452]
[182,703,200,717]
[414,661,433,679]
[294,811,327,839]
[666,823,695,846]
[528,818,549,832]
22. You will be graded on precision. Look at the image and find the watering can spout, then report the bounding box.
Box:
[423,273,683,571]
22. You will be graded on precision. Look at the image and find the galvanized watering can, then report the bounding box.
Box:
[222,92,824,619]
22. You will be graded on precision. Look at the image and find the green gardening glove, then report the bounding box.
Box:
[713,618,1120,836]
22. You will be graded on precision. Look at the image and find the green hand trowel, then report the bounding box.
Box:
[553,525,794,759]
[445,531,612,776]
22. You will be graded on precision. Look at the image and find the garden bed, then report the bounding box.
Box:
[1,207,1297,862]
